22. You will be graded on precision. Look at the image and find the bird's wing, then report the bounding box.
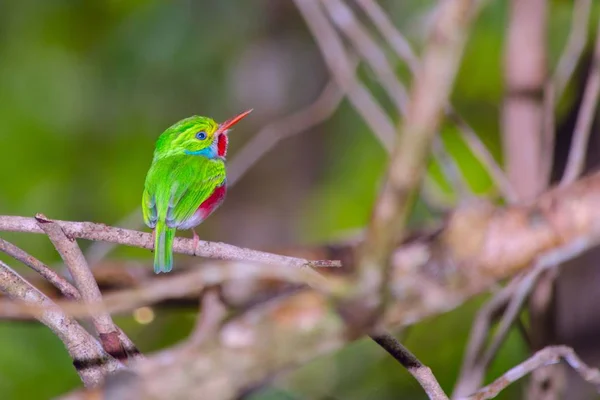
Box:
[144,155,225,229]
[142,188,158,228]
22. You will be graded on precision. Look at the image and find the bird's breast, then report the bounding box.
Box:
[178,185,227,230]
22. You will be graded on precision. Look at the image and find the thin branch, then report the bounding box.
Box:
[449,115,518,202]
[452,276,523,398]
[0,237,80,299]
[0,237,142,360]
[464,346,600,400]
[353,0,480,320]
[432,138,472,200]
[553,0,593,101]
[0,215,337,288]
[540,0,593,187]
[371,332,449,400]
[189,288,227,346]
[227,79,345,186]
[35,214,136,361]
[561,12,600,186]
[355,0,516,202]
[453,238,595,398]
[293,0,396,151]
[0,259,122,386]
[322,0,408,114]
[353,0,420,74]
[322,0,473,201]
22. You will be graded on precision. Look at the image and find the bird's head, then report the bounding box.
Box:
[154,109,252,160]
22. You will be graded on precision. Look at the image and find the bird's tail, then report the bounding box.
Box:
[154,221,175,273]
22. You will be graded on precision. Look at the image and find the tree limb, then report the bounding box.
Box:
[0,260,122,387]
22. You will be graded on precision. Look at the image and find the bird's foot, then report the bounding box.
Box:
[151,229,156,252]
[192,229,199,255]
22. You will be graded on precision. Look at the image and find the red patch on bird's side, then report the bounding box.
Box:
[217,134,228,157]
[199,185,227,217]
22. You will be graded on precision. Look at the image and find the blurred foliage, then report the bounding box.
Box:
[0,0,596,398]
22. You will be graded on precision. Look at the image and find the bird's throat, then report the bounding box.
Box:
[217,134,228,157]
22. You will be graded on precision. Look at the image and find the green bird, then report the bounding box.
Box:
[142,110,252,273]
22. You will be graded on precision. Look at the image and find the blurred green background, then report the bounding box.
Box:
[0,0,594,398]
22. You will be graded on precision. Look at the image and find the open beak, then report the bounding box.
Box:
[216,109,253,135]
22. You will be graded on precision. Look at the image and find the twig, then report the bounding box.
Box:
[322,0,408,115]
[35,214,134,361]
[449,115,518,202]
[453,238,595,398]
[227,79,345,186]
[293,0,395,151]
[432,138,472,200]
[553,0,594,101]
[0,259,122,386]
[322,0,473,201]
[189,288,227,346]
[353,0,480,321]
[0,237,142,360]
[452,276,523,398]
[464,346,600,400]
[0,237,80,299]
[0,215,338,286]
[353,0,420,74]
[541,0,593,186]
[371,332,449,400]
[354,0,516,202]
[561,12,600,186]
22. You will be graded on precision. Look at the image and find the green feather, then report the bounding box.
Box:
[154,221,175,273]
[142,116,226,274]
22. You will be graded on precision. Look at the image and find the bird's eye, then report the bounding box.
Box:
[196,131,207,140]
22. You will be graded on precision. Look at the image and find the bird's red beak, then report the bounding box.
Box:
[216,109,253,135]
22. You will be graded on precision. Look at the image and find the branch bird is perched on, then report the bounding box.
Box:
[142,110,252,273]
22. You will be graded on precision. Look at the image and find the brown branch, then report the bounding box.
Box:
[464,346,600,400]
[561,12,600,186]
[293,0,395,151]
[57,169,600,399]
[0,237,80,299]
[371,332,448,400]
[35,214,138,361]
[0,215,337,287]
[352,0,480,322]
[0,259,122,387]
